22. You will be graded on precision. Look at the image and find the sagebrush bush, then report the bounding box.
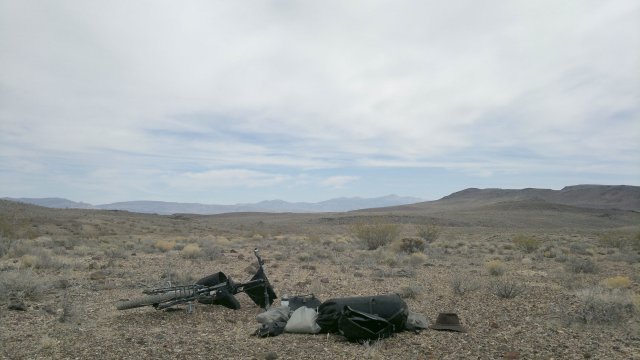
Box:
[0,269,49,301]
[352,222,400,250]
[601,276,631,289]
[512,234,541,253]
[490,278,525,299]
[395,237,426,254]
[566,257,598,274]
[485,259,505,276]
[574,286,636,324]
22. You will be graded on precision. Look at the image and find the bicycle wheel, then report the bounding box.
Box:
[116,289,195,310]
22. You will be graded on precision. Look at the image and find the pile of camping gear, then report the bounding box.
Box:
[116,249,466,343]
[253,293,464,342]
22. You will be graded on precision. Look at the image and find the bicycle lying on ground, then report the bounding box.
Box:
[116,248,277,311]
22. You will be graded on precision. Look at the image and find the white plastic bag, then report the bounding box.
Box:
[284,306,321,334]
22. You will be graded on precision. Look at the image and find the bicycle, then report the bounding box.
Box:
[116,248,277,311]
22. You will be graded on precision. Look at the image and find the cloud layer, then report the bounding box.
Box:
[1,1,638,203]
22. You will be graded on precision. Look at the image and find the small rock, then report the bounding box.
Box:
[8,301,26,311]
[263,351,277,360]
[320,278,329,283]
[503,351,519,359]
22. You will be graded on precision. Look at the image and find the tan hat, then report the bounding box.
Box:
[429,313,466,332]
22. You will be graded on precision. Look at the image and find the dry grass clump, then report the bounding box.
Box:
[566,257,598,274]
[600,276,631,289]
[574,286,636,324]
[485,259,505,276]
[154,239,176,252]
[416,224,441,243]
[181,243,202,259]
[352,222,400,250]
[405,252,427,267]
[512,234,541,253]
[450,275,481,295]
[20,248,63,269]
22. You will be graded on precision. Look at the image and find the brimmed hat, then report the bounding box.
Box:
[429,313,466,332]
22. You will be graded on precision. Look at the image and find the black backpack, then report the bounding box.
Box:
[316,294,408,333]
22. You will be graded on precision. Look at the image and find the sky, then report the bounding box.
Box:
[1,1,639,205]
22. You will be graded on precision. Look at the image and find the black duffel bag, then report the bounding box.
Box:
[338,306,395,342]
[316,293,408,333]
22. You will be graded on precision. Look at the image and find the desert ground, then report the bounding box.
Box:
[1,198,639,359]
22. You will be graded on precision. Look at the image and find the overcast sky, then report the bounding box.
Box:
[1,1,638,204]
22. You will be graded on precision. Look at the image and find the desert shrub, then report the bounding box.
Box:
[352,222,400,250]
[104,247,127,259]
[490,278,525,299]
[395,237,427,254]
[450,275,481,295]
[485,259,505,276]
[398,284,423,299]
[566,257,598,274]
[181,243,202,259]
[161,270,196,285]
[0,269,49,301]
[381,251,402,267]
[598,231,640,251]
[574,286,636,324]
[512,234,540,253]
[416,224,441,243]
[297,252,313,262]
[20,249,63,269]
[154,240,176,252]
[601,276,631,289]
[405,252,427,267]
[199,243,223,260]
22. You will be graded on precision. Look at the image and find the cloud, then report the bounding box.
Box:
[320,176,359,188]
[178,169,289,189]
[0,0,638,202]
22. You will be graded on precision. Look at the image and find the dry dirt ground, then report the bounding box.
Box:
[1,202,639,359]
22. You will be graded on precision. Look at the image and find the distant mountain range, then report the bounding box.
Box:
[2,195,423,215]
[372,185,640,212]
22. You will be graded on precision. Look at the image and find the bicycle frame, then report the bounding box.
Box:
[140,248,276,310]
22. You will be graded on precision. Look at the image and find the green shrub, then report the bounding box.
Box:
[352,222,400,250]
[512,234,541,253]
[416,224,441,243]
[395,237,427,254]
